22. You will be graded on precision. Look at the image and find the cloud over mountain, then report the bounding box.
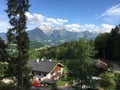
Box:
[101,24,114,32]
[25,12,45,24]
[26,12,114,33]
[0,11,115,33]
[26,12,68,28]
[65,24,80,32]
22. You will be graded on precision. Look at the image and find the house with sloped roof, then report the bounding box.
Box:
[28,59,63,83]
[94,59,108,76]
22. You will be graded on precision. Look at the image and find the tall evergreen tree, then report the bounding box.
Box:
[94,33,111,59]
[94,25,120,61]
[110,25,120,60]
[6,0,30,86]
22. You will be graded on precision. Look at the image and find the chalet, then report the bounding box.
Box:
[94,59,108,76]
[28,59,63,83]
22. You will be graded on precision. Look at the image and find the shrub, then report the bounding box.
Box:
[100,73,115,90]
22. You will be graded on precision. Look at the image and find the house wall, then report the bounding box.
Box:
[32,70,47,81]
[51,65,63,80]
[31,65,63,82]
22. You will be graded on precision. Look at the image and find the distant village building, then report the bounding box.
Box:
[28,59,63,84]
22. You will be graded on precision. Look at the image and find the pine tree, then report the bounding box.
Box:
[6,0,30,86]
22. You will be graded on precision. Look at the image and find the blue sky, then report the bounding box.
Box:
[0,0,120,33]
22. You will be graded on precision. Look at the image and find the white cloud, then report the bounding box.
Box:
[26,12,68,30]
[25,12,115,33]
[0,12,114,33]
[39,24,49,30]
[101,4,120,17]
[65,24,99,32]
[65,24,80,32]
[101,4,120,23]
[101,24,114,32]
[25,12,45,24]
[66,24,80,28]
[79,24,97,31]
[46,18,68,25]
[66,23,114,33]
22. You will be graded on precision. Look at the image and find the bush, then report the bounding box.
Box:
[57,79,68,86]
[100,73,115,90]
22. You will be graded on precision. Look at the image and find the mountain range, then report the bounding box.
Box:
[0,27,98,46]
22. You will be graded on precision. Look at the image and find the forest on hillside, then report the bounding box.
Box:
[33,25,120,62]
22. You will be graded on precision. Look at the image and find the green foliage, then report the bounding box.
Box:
[29,41,45,59]
[114,71,120,89]
[66,59,95,88]
[56,77,74,87]
[94,33,111,59]
[38,39,96,60]
[0,37,8,78]
[0,62,8,78]
[110,25,120,60]
[100,73,115,90]
[0,37,8,62]
[30,41,44,49]
[94,25,120,61]
[57,79,68,86]
[6,0,30,86]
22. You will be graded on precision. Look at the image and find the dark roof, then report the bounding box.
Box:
[28,60,59,73]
